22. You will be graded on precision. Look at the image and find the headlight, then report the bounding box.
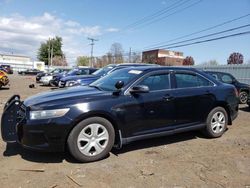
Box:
[66,80,78,87]
[30,108,70,120]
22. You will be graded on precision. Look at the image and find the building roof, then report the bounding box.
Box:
[0,53,30,58]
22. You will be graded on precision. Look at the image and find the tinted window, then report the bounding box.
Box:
[138,73,170,91]
[221,74,233,84]
[79,69,89,75]
[175,73,213,88]
[210,73,219,80]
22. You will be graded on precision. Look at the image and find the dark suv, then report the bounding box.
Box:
[1,67,239,162]
[205,71,250,104]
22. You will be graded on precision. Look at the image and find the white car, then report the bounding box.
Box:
[40,75,53,86]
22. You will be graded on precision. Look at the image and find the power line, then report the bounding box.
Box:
[145,24,250,50]
[163,31,250,49]
[124,0,192,30]
[129,0,202,31]
[144,13,250,49]
[100,0,200,41]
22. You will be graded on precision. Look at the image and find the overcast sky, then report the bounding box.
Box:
[0,0,250,65]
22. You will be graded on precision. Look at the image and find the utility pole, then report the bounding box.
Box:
[129,47,132,63]
[48,38,50,67]
[87,37,98,67]
[50,42,53,67]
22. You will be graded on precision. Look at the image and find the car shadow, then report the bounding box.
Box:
[3,142,80,163]
[239,106,250,112]
[2,131,206,163]
[0,87,10,90]
[111,131,204,156]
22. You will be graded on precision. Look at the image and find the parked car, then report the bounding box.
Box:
[0,70,9,88]
[18,69,43,75]
[247,96,250,108]
[51,67,97,87]
[36,68,71,82]
[0,65,13,74]
[0,67,8,73]
[1,67,239,162]
[205,71,250,104]
[59,63,158,88]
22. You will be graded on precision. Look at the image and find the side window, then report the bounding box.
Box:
[211,73,219,80]
[175,73,213,88]
[138,73,170,91]
[80,69,89,75]
[221,74,233,84]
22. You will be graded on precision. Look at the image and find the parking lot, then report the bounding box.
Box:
[0,74,249,188]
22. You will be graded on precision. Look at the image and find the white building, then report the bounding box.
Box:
[0,53,45,71]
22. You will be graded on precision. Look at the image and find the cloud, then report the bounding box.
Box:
[106,27,119,32]
[0,12,117,64]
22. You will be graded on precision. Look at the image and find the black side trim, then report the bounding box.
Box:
[122,123,205,145]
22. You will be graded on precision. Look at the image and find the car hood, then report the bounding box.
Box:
[61,75,98,82]
[24,86,109,108]
[237,82,250,88]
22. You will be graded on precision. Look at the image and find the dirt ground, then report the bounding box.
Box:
[0,74,249,188]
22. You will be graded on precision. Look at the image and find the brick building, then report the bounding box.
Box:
[142,49,184,66]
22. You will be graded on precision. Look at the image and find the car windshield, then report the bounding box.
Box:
[67,69,78,75]
[92,65,115,76]
[50,69,61,74]
[90,68,143,91]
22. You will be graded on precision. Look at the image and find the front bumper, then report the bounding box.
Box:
[1,95,72,152]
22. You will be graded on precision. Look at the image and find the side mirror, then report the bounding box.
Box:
[115,81,124,90]
[130,85,149,94]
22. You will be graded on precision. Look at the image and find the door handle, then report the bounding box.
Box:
[163,95,175,101]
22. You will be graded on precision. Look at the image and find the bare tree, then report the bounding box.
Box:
[110,43,124,64]
[130,52,141,63]
[52,55,68,66]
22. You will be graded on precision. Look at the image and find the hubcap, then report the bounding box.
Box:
[211,111,225,134]
[77,123,109,156]
[240,92,248,103]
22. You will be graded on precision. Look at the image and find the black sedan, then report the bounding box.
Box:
[18,69,43,75]
[205,71,250,104]
[1,67,239,162]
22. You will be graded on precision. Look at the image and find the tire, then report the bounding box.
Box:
[203,107,228,138]
[239,91,248,104]
[67,117,115,162]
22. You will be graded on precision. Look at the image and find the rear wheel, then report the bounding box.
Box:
[67,117,115,162]
[239,91,248,104]
[204,107,228,138]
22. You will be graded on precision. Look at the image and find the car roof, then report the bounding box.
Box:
[119,66,199,72]
[204,71,232,75]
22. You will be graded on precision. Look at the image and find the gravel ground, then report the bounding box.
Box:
[0,74,249,188]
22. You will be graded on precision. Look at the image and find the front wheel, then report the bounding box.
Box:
[204,107,228,138]
[67,117,115,162]
[239,91,248,104]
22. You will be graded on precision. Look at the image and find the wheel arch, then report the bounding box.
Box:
[65,111,123,151]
